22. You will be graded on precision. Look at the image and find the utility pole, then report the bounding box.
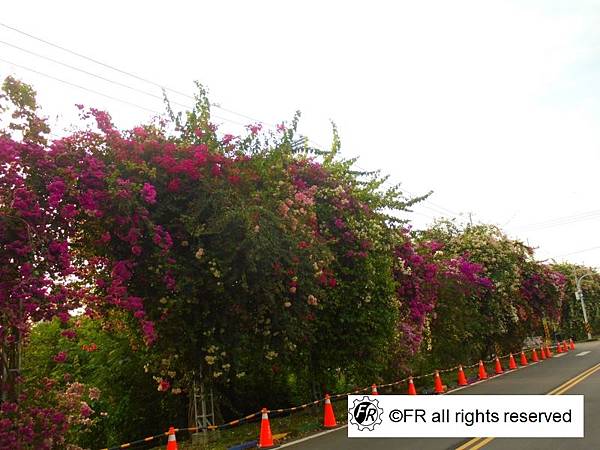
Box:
[574,272,594,341]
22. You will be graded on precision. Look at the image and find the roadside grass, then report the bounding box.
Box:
[147,359,522,449]
[150,397,348,450]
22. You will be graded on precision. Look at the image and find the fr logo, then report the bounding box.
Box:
[349,396,384,431]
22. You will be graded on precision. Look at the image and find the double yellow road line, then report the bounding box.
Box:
[456,361,600,450]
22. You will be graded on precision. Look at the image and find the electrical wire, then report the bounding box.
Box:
[512,209,600,232]
[0,21,272,127]
[0,57,161,114]
[548,246,600,260]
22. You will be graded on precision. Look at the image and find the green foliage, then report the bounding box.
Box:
[22,315,187,447]
[553,262,600,339]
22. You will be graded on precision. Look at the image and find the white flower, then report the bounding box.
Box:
[265,351,278,360]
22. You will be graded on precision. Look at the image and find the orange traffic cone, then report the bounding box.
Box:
[546,345,552,357]
[371,384,379,395]
[323,394,337,428]
[407,376,417,395]
[494,357,504,374]
[166,426,178,450]
[457,365,468,386]
[434,371,444,394]
[520,351,528,366]
[258,408,276,449]
[478,360,488,380]
[563,340,569,352]
[531,348,539,362]
[557,342,563,353]
[508,353,517,370]
[540,347,547,360]
[570,339,575,350]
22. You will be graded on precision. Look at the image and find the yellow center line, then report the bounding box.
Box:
[455,437,483,450]
[456,361,600,450]
[552,362,600,395]
[469,437,495,450]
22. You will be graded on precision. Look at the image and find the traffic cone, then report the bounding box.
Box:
[478,360,488,380]
[570,339,575,350]
[457,365,468,386]
[508,353,517,370]
[540,347,547,360]
[258,408,276,449]
[531,348,539,362]
[434,371,444,394]
[557,342,563,353]
[520,351,528,366]
[563,340,569,352]
[166,426,178,450]
[371,384,379,395]
[407,376,417,395]
[546,345,552,357]
[494,357,504,374]
[323,394,337,428]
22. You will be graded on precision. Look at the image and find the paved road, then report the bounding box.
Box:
[282,340,600,450]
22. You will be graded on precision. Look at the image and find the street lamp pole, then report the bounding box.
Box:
[574,272,593,341]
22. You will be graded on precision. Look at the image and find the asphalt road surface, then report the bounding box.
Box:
[281,340,600,450]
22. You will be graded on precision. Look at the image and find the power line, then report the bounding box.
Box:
[0,21,271,127]
[0,39,250,127]
[0,57,161,114]
[549,246,600,260]
[512,209,600,232]
[0,39,188,108]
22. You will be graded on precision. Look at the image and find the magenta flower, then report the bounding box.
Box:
[80,402,94,418]
[167,178,181,192]
[61,329,77,340]
[140,183,157,204]
[53,351,68,363]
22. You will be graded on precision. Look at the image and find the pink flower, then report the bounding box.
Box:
[47,178,66,208]
[246,123,262,135]
[131,245,142,256]
[140,183,157,204]
[142,320,156,344]
[82,343,98,352]
[57,311,70,323]
[211,164,222,177]
[167,178,181,192]
[53,351,68,363]
[60,204,78,219]
[88,387,101,401]
[80,401,94,418]
[61,329,77,340]
[334,218,345,229]
[157,379,170,392]
[222,134,235,145]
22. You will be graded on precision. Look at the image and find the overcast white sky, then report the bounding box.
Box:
[1,1,600,268]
